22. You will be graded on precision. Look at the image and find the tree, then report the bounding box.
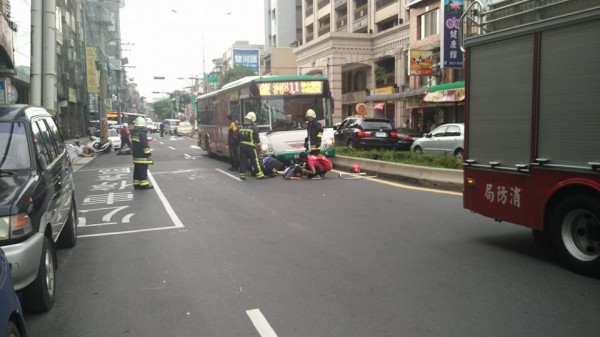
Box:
[219,66,257,89]
[152,99,172,121]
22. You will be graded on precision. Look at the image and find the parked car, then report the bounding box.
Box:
[334,117,399,150]
[395,128,422,151]
[0,248,27,336]
[145,119,157,133]
[107,128,122,151]
[176,121,193,136]
[0,105,78,313]
[163,119,179,135]
[410,123,464,158]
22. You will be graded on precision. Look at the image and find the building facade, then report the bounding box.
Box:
[294,0,465,128]
[263,0,302,75]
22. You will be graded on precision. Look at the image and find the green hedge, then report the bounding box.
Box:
[336,147,463,169]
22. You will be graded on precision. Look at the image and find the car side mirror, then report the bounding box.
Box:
[37,154,48,171]
[425,133,432,138]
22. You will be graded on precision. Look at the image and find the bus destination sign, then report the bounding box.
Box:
[259,81,323,96]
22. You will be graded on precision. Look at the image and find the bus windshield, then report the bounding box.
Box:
[247,96,333,132]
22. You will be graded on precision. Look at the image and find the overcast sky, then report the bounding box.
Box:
[120,0,265,100]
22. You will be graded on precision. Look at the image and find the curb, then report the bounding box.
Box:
[331,155,464,192]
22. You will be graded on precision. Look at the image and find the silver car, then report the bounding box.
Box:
[411,123,464,158]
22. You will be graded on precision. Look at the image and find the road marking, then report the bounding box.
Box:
[152,168,203,175]
[333,169,462,196]
[190,145,201,149]
[148,171,184,228]
[159,141,164,145]
[216,168,241,181]
[246,309,278,337]
[78,226,185,238]
[169,146,176,150]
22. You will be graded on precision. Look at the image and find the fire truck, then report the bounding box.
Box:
[461,0,600,277]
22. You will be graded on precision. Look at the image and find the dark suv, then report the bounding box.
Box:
[334,117,399,150]
[0,105,78,313]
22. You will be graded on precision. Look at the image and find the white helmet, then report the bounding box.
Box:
[245,112,256,123]
[123,122,128,127]
[133,116,146,127]
[305,109,317,119]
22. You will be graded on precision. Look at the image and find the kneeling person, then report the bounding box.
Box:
[299,151,332,179]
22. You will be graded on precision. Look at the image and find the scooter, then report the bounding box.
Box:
[87,136,112,154]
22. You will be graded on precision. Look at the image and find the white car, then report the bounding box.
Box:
[410,123,464,158]
[107,128,121,151]
[176,122,193,136]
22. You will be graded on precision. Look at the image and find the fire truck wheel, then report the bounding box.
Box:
[549,193,600,278]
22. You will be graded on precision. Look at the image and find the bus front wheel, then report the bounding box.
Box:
[549,193,600,278]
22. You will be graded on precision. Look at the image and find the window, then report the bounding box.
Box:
[418,9,438,39]
[445,125,461,136]
[36,119,58,163]
[46,117,66,153]
[0,122,31,170]
[432,125,447,137]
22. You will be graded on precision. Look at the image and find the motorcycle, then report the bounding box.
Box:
[87,136,112,154]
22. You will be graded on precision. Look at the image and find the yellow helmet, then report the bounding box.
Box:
[134,116,146,127]
[245,112,256,123]
[305,109,317,119]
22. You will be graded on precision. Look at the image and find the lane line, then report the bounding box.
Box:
[216,168,241,181]
[148,171,184,228]
[246,309,278,337]
[168,146,176,150]
[78,226,184,238]
[331,169,462,196]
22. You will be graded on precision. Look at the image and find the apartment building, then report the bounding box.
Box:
[263,0,301,75]
[295,0,465,128]
[295,0,411,125]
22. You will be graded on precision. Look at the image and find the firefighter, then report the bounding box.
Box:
[238,111,266,180]
[305,109,323,154]
[131,116,154,189]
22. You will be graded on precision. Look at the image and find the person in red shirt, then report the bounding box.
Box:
[120,123,132,149]
[299,151,330,179]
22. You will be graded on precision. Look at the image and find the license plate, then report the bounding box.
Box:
[375,132,387,137]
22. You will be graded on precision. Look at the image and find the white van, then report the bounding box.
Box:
[163,119,179,135]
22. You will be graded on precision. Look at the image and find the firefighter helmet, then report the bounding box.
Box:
[133,116,146,128]
[305,109,317,119]
[245,112,256,123]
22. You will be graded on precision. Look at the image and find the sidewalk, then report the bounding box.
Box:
[65,137,98,173]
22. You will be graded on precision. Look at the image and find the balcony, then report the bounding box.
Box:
[318,0,329,10]
[376,0,396,10]
[305,5,313,17]
[318,23,331,36]
[354,5,368,20]
[334,0,347,8]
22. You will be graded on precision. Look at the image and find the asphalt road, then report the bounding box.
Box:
[25,134,599,337]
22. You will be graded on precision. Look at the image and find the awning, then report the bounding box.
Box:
[423,81,465,103]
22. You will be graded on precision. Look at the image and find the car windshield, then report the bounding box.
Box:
[363,120,393,130]
[0,122,32,170]
[108,129,119,137]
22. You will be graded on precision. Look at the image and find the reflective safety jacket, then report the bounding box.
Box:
[306,119,323,151]
[239,123,261,147]
[131,127,153,164]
